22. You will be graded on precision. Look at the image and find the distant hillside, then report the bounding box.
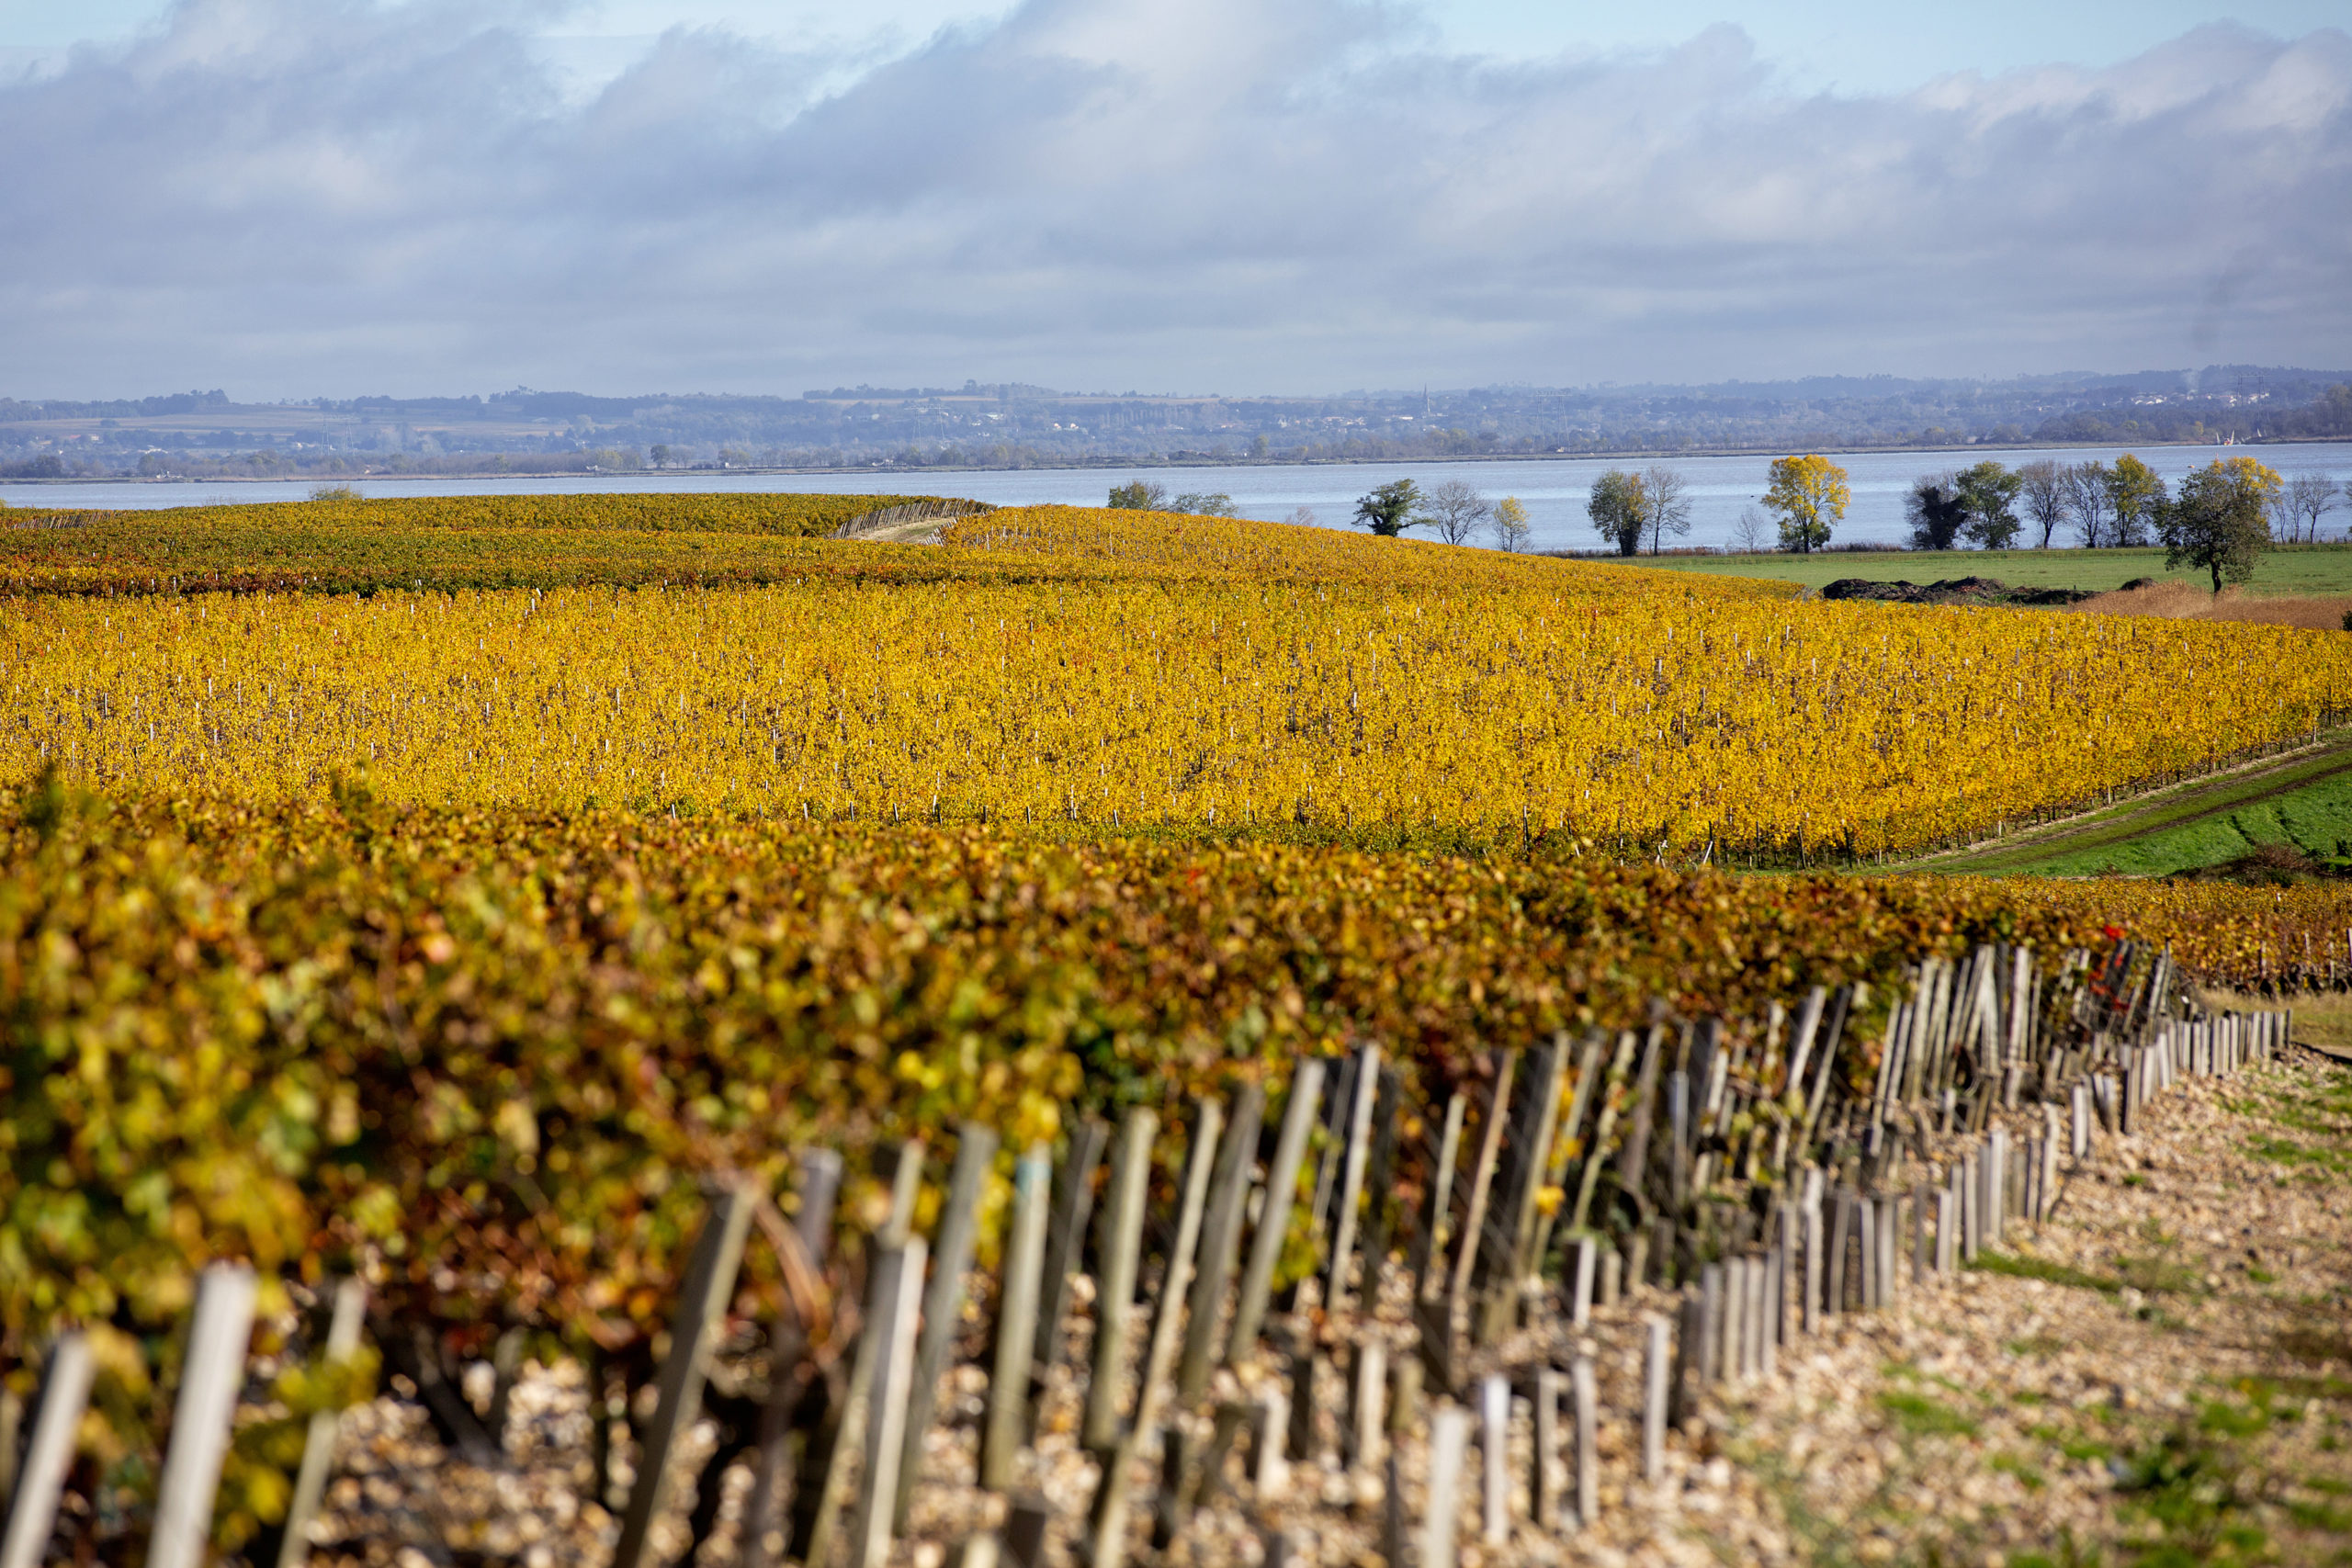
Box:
[1,367,2344,479]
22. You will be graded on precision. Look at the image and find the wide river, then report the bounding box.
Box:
[6,442,2346,556]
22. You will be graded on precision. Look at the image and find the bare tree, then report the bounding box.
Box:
[1281,504,1318,528]
[2017,459,2067,547]
[1732,505,1773,554]
[2060,460,2113,547]
[1423,478,1492,545]
[1640,465,1693,555]
[2278,473,2340,543]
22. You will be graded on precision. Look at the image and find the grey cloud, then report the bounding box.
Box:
[0,0,2344,396]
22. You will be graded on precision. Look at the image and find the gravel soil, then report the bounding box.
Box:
[292,1048,2352,1568]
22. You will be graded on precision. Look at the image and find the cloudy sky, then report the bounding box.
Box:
[0,0,2346,399]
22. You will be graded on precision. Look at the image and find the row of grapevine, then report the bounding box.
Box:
[2,784,2345,1545]
[0,898,2290,1563]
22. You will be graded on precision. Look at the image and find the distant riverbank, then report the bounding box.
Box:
[7,441,2347,556]
[7,429,2342,488]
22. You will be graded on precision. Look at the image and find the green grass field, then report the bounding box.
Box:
[2021,772,2352,875]
[1596,542,2352,597]
[1914,737,2352,878]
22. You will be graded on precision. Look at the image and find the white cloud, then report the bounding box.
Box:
[0,0,2344,397]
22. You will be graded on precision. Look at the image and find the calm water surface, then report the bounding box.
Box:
[7,443,2346,555]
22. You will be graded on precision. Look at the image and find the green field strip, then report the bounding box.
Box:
[1589,542,2352,597]
[2017,773,2352,876]
[1906,738,2352,876]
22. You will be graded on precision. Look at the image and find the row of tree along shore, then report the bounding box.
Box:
[1104,457,2347,595]
[1690,455,2337,592]
[1108,477,1537,552]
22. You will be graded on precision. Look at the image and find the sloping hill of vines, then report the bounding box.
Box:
[2,505,2346,861]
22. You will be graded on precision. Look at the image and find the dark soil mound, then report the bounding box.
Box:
[2171,842,2347,886]
[1820,577,2096,608]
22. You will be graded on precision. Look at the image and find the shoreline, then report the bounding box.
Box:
[6,432,2346,488]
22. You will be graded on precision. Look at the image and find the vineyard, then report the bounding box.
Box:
[0,492,986,596]
[3,505,2349,859]
[0,787,2335,1562]
[4,785,2342,1332]
[2,495,2351,1565]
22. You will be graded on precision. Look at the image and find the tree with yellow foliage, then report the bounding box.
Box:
[1490,495,1531,552]
[2162,457,2281,593]
[2107,454,2165,547]
[1762,455,1849,554]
